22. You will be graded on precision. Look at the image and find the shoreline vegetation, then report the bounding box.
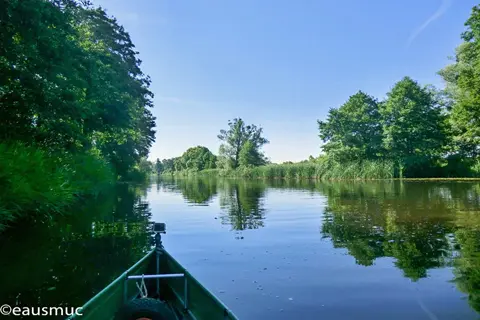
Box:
[0,1,155,231]
[159,160,480,181]
[156,6,480,181]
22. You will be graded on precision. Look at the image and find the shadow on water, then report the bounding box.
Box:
[0,183,154,319]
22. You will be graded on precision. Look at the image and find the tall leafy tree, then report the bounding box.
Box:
[381,77,448,177]
[0,0,89,149]
[74,4,155,176]
[217,118,269,168]
[161,158,175,172]
[0,0,156,177]
[155,159,163,175]
[438,5,480,157]
[318,91,383,162]
[173,157,183,172]
[138,158,153,174]
[238,140,266,167]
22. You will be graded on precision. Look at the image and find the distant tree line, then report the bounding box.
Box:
[156,118,269,174]
[155,146,217,174]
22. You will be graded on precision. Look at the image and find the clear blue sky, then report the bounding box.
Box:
[94,0,476,163]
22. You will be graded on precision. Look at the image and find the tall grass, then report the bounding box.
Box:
[0,143,114,231]
[162,160,396,180]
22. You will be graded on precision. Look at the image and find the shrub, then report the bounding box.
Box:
[0,143,114,231]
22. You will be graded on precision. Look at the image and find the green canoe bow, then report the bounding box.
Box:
[67,231,238,320]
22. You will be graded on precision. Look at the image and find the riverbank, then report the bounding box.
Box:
[0,143,116,232]
[0,143,155,232]
[160,159,480,180]
[0,2,156,233]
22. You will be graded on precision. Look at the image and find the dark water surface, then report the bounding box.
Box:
[1,179,479,319]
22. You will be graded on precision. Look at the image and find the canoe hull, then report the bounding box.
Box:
[67,248,238,320]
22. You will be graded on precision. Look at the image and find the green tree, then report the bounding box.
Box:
[438,6,480,157]
[381,77,448,177]
[0,0,156,229]
[161,158,175,172]
[180,146,217,171]
[138,158,152,174]
[173,157,184,172]
[217,118,269,168]
[318,91,383,162]
[0,0,156,178]
[155,158,163,175]
[238,140,266,167]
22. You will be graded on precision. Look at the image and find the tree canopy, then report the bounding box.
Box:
[0,0,155,178]
[177,146,217,171]
[318,91,383,162]
[318,78,452,177]
[0,0,156,230]
[158,146,217,173]
[438,6,480,157]
[381,77,448,175]
[217,118,269,169]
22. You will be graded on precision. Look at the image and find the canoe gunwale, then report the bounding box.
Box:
[65,247,239,320]
[162,249,239,320]
[65,249,155,320]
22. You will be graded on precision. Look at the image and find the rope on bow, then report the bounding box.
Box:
[136,274,148,298]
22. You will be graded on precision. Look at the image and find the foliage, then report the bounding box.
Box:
[163,160,395,180]
[438,5,480,157]
[0,143,114,231]
[318,91,383,162]
[161,158,176,173]
[239,140,266,167]
[177,146,217,171]
[381,77,449,177]
[317,78,451,178]
[155,158,163,175]
[0,0,155,231]
[0,0,155,178]
[217,118,269,168]
[158,146,216,174]
[138,158,153,174]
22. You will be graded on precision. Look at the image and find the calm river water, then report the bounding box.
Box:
[0,178,479,319]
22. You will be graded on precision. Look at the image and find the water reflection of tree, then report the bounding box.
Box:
[319,182,471,281]
[219,180,267,231]
[453,209,480,313]
[158,177,218,205]
[0,184,153,319]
